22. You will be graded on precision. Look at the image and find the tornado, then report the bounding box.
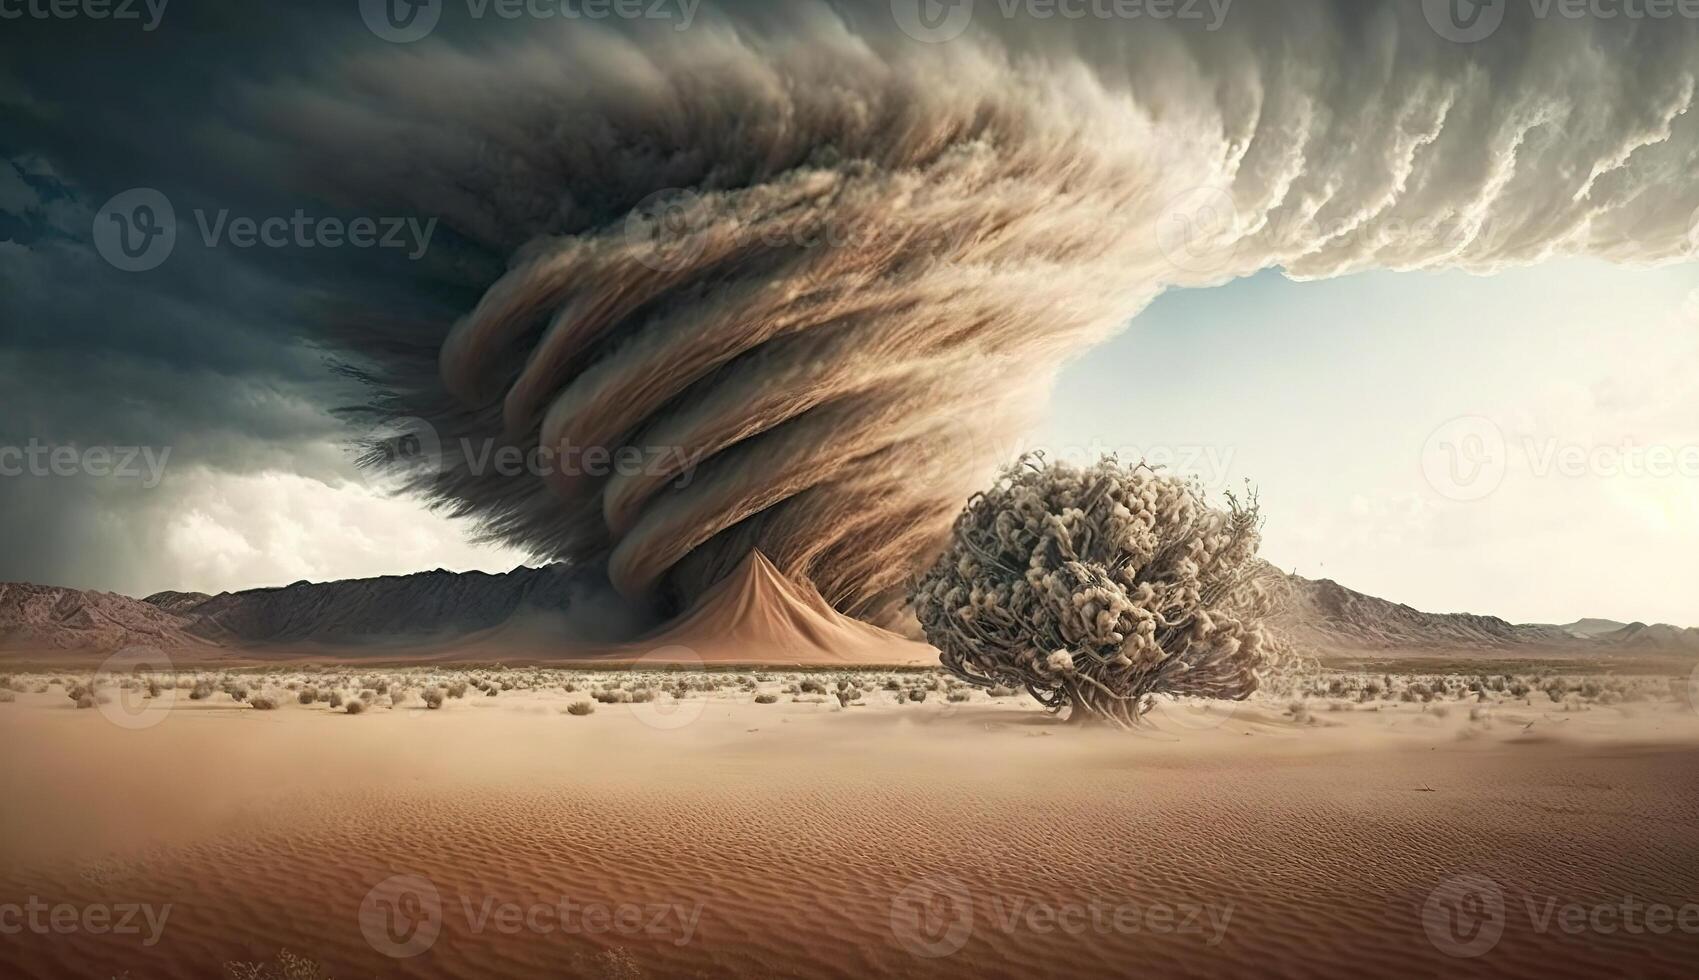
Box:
[262,1,1699,622]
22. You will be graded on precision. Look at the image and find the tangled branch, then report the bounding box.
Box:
[911,454,1278,729]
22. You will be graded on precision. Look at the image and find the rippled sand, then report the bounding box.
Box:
[2,684,1698,978]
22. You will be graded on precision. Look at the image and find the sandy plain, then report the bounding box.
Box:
[1,665,1697,979]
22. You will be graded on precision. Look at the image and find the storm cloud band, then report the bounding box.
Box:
[257,2,1699,620]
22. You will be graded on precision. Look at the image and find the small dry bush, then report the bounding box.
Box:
[566,700,594,716]
[223,949,330,980]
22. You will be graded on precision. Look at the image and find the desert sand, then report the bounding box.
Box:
[2,666,1698,979]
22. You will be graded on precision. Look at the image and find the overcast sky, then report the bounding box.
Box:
[2,1,1696,626]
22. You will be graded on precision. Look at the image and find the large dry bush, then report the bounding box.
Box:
[912,455,1278,728]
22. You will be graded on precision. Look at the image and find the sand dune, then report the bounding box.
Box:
[620,551,936,665]
[2,676,1697,979]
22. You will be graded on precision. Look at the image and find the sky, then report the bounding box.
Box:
[2,1,1697,626]
[1039,260,1699,626]
[8,240,1693,626]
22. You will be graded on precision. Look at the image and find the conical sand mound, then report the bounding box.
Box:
[633,551,936,665]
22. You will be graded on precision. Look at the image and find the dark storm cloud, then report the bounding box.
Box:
[234,1,1699,620]
[0,2,465,592]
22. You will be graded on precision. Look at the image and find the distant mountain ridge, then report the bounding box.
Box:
[145,565,582,646]
[1266,572,1699,657]
[0,582,210,652]
[1,565,1694,659]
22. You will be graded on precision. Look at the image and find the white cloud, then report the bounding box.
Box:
[160,467,533,595]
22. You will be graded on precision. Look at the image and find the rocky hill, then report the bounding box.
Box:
[1,564,1694,660]
[1267,572,1696,657]
[145,565,584,646]
[1268,573,1570,654]
[0,582,207,652]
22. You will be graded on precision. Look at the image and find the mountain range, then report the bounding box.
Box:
[1,564,1694,662]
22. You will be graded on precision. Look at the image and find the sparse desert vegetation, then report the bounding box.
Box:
[0,660,1687,734]
[224,949,330,980]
